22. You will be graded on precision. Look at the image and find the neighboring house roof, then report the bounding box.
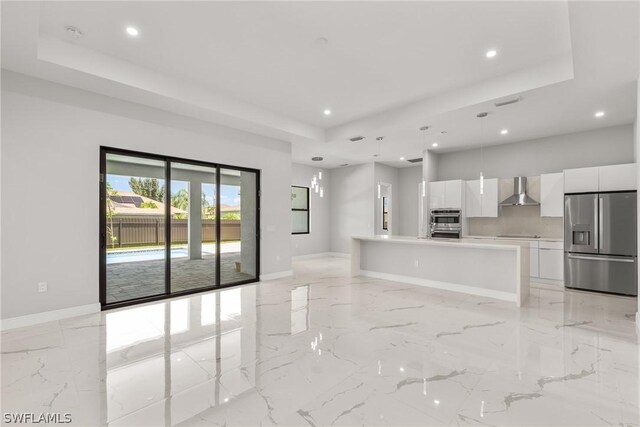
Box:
[108,191,187,216]
[220,203,240,213]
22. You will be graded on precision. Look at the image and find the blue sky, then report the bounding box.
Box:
[107,175,241,206]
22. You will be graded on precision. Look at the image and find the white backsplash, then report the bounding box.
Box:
[468,176,564,238]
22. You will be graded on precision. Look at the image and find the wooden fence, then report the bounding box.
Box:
[106,216,241,248]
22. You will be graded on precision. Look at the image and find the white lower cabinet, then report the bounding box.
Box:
[538,241,564,281]
[529,241,539,278]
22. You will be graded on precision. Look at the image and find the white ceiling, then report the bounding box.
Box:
[1,1,638,169]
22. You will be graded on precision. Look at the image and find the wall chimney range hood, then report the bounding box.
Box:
[499,176,539,206]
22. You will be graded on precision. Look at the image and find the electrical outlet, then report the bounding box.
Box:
[414,259,419,267]
[37,282,48,293]
[276,255,281,262]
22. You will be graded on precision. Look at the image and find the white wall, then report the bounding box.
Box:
[397,165,423,237]
[373,163,399,236]
[1,71,292,320]
[421,149,439,236]
[437,125,634,181]
[291,163,331,256]
[329,163,374,254]
[636,77,640,317]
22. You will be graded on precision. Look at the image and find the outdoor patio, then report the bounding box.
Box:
[106,252,254,303]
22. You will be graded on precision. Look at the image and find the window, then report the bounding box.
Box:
[100,147,260,310]
[291,186,309,234]
[382,196,389,230]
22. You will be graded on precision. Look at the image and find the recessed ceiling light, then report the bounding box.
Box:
[432,142,439,147]
[595,111,605,118]
[486,49,497,58]
[323,109,332,116]
[400,157,405,161]
[500,129,509,135]
[126,26,139,36]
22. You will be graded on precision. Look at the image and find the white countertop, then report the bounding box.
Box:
[353,235,527,251]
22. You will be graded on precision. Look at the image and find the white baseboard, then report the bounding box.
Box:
[531,277,564,287]
[1,303,101,331]
[259,270,293,281]
[327,252,350,258]
[292,252,351,260]
[292,252,334,261]
[360,270,517,303]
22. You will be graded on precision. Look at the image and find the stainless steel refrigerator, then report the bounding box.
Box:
[564,192,637,296]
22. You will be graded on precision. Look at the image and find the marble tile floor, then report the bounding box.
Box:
[2,256,639,426]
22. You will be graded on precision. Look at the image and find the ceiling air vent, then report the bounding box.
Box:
[349,136,365,142]
[494,96,522,108]
[407,158,423,163]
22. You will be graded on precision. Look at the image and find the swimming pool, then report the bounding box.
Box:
[106,248,190,264]
[106,243,237,264]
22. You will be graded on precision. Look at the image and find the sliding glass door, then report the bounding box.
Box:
[220,168,258,285]
[170,162,217,293]
[103,153,168,304]
[100,148,259,309]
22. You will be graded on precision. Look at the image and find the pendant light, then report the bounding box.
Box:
[376,137,384,199]
[310,176,322,196]
[310,168,324,198]
[419,126,430,198]
[477,112,488,195]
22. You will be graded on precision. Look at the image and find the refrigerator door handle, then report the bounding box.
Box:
[568,255,635,263]
[598,196,604,251]
[593,197,599,251]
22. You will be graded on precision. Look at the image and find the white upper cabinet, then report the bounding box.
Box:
[429,180,463,209]
[465,178,498,217]
[465,180,482,217]
[564,167,599,193]
[564,163,637,193]
[429,181,446,209]
[445,180,463,209]
[599,163,637,192]
[540,172,564,217]
[481,178,499,217]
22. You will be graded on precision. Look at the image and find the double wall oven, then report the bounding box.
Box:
[430,209,462,239]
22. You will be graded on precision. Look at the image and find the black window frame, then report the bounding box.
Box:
[382,196,389,230]
[99,146,261,311]
[291,185,310,235]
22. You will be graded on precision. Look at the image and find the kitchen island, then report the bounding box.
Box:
[351,236,530,306]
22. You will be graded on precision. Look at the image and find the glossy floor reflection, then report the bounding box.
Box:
[2,256,639,426]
